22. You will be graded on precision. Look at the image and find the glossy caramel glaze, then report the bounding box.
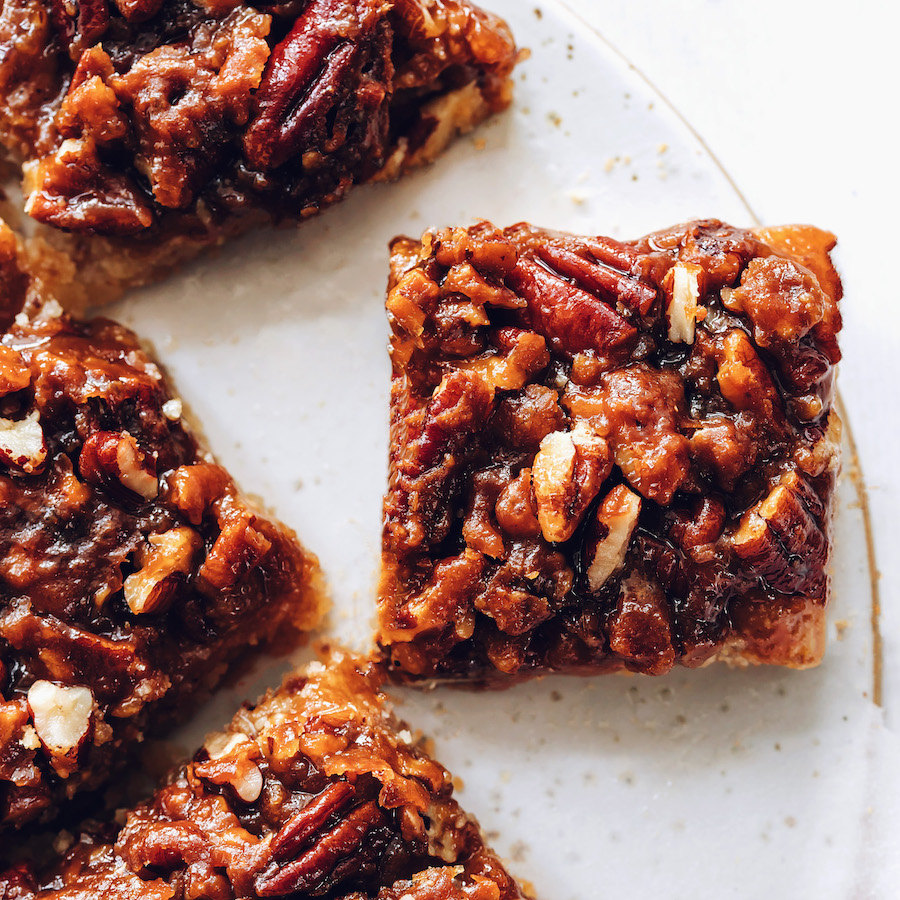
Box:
[1,653,528,899]
[0,227,322,828]
[379,219,842,683]
[0,0,516,307]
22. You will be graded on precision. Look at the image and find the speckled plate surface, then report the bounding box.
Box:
[113,2,893,897]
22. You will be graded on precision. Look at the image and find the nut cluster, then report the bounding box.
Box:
[380,219,842,681]
[1,655,526,899]
[0,250,319,829]
[0,0,517,239]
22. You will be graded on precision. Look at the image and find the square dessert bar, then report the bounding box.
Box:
[1,653,529,900]
[0,223,323,828]
[0,0,517,308]
[379,219,843,683]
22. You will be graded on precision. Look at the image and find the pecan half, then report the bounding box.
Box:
[409,370,494,477]
[270,781,356,861]
[462,469,508,559]
[255,799,386,896]
[535,241,658,315]
[732,469,828,595]
[386,369,494,553]
[475,573,551,637]
[506,257,637,357]
[244,0,360,170]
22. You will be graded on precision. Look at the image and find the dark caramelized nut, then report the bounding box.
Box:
[24,138,155,234]
[244,0,364,171]
[565,365,690,505]
[670,496,726,554]
[507,256,637,357]
[379,219,843,683]
[491,383,567,452]
[732,470,828,596]
[494,469,540,539]
[256,800,387,896]
[723,255,827,349]
[269,781,356,861]
[609,573,676,676]
[48,0,109,59]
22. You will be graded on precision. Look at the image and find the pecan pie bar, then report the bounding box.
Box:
[379,219,843,683]
[0,225,323,828]
[0,652,529,899]
[0,0,517,309]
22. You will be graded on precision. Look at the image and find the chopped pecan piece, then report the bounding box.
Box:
[531,422,611,543]
[609,573,676,676]
[494,469,540,538]
[23,139,155,234]
[565,365,690,505]
[665,261,704,344]
[79,429,158,501]
[1,654,529,900]
[25,681,93,778]
[379,219,843,682]
[0,410,47,474]
[585,484,641,592]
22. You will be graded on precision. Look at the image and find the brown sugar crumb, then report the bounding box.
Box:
[378,218,843,684]
[0,222,323,829]
[0,0,518,309]
[0,652,530,899]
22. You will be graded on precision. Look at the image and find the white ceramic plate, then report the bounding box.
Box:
[113,2,894,897]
